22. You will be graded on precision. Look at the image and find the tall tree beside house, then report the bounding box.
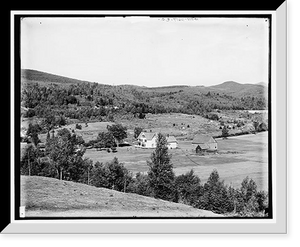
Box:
[96,132,117,149]
[107,124,127,146]
[147,133,177,202]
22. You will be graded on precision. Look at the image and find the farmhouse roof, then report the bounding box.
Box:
[192,134,216,144]
[166,136,178,143]
[138,132,156,140]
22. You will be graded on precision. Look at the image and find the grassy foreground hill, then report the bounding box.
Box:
[21,176,221,217]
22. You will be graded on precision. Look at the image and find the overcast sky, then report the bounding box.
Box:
[21,17,269,87]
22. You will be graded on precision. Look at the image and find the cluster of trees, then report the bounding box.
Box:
[84,124,128,150]
[21,132,268,217]
[21,128,90,181]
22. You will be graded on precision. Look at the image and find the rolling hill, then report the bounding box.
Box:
[21,69,92,85]
[21,69,267,97]
[21,69,268,118]
[21,176,221,217]
[206,81,267,98]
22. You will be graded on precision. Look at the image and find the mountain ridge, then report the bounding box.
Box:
[21,69,266,91]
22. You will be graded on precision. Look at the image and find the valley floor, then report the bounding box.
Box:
[84,131,269,191]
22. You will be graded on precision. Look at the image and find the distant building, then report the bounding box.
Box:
[192,134,218,153]
[137,132,157,148]
[166,135,178,149]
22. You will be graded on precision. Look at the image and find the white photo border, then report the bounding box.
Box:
[4,3,287,233]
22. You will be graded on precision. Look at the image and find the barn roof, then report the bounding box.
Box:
[196,144,209,150]
[166,136,178,143]
[192,134,216,144]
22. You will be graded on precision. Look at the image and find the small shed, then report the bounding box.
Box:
[192,134,217,152]
[166,135,178,149]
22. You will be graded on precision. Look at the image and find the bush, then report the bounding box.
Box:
[75,123,82,130]
[206,113,219,121]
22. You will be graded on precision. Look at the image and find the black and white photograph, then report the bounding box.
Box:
[18,14,272,219]
[20,16,270,217]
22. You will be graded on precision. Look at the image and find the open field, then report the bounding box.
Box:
[84,131,269,191]
[37,111,267,143]
[38,121,114,143]
[34,113,269,191]
[21,176,221,217]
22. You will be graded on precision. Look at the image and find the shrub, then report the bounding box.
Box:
[206,113,219,121]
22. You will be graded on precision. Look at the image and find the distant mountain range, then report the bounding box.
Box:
[21,69,267,99]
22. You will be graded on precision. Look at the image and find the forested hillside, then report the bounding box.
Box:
[21,69,268,122]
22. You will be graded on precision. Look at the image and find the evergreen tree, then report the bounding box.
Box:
[175,169,202,205]
[197,169,234,214]
[147,133,177,202]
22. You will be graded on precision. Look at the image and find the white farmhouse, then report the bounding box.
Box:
[137,132,157,148]
[137,132,179,149]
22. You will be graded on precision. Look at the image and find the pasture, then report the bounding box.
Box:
[84,131,269,191]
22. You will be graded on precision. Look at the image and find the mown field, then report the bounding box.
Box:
[84,131,269,192]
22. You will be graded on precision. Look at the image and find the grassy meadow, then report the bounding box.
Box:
[35,112,269,191]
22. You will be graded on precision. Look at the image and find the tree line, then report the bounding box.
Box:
[21,131,268,217]
[22,82,267,122]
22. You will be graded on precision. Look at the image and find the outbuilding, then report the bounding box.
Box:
[166,135,178,149]
[192,134,218,153]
